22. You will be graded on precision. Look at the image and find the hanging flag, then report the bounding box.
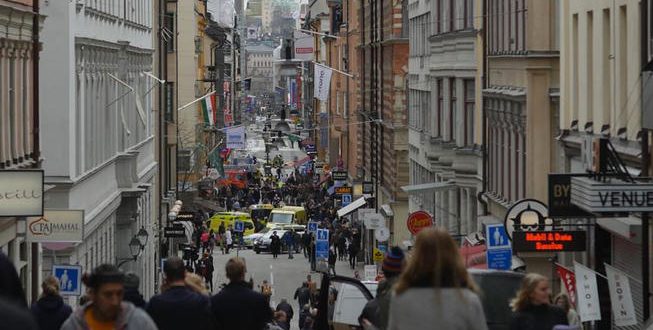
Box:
[201,94,217,126]
[574,261,601,322]
[605,264,638,327]
[313,64,333,102]
[209,148,224,177]
[219,147,232,160]
[556,264,577,307]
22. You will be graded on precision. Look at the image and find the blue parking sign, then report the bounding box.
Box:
[342,194,352,207]
[308,221,318,233]
[234,220,244,233]
[315,229,329,260]
[52,265,82,296]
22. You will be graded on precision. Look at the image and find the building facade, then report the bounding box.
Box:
[246,43,275,95]
[406,0,481,242]
[0,0,43,303]
[39,0,158,299]
[560,0,646,326]
[481,0,560,276]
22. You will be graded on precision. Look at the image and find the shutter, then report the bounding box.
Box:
[611,235,643,330]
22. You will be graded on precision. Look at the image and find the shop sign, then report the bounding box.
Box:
[26,210,84,243]
[332,171,347,181]
[164,225,186,238]
[504,199,559,240]
[0,170,44,217]
[335,186,353,195]
[548,174,592,217]
[175,212,195,221]
[571,176,653,213]
[406,211,433,235]
[512,231,586,252]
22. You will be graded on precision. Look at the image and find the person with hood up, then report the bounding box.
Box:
[61,264,157,330]
[122,272,146,309]
[31,276,72,330]
[147,256,215,330]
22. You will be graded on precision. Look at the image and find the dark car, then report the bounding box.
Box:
[468,269,525,330]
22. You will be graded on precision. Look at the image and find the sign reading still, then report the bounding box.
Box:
[512,231,586,252]
[406,211,433,235]
[0,170,44,217]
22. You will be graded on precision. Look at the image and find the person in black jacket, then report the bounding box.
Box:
[328,247,337,275]
[270,231,282,259]
[31,276,72,330]
[276,298,294,329]
[294,282,311,310]
[123,272,146,308]
[210,257,272,330]
[509,273,568,330]
[146,257,215,330]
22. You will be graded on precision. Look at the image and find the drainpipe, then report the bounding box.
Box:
[31,0,41,303]
[476,0,489,215]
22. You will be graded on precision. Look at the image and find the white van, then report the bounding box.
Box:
[331,281,378,330]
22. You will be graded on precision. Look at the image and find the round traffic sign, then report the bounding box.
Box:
[375,227,390,242]
[406,211,433,235]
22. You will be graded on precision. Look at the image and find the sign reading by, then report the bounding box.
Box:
[512,231,586,252]
[0,170,44,217]
[571,176,653,213]
[26,210,84,243]
[53,265,82,296]
[332,171,347,181]
[164,225,185,238]
[406,211,433,235]
[335,186,353,195]
[548,174,592,217]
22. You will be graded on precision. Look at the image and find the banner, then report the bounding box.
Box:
[574,261,601,322]
[223,82,233,126]
[314,64,333,102]
[201,94,216,126]
[294,30,314,61]
[556,264,577,307]
[605,264,638,327]
[226,126,246,149]
[27,210,84,243]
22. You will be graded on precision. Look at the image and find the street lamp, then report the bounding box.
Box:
[136,227,149,247]
[117,234,147,268]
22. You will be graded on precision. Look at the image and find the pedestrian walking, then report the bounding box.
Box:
[328,247,337,276]
[309,234,317,271]
[225,228,233,254]
[294,282,311,310]
[509,274,568,330]
[270,231,282,259]
[359,246,405,330]
[210,257,273,330]
[348,238,359,269]
[283,230,295,259]
[61,264,157,330]
[200,252,215,292]
[386,228,488,330]
[31,276,73,330]
[554,293,581,327]
[302,232,311,258]
[276,299,294,330]
[337,233,347,261]
[122,272,146,309]
[261,279,273,303]
[146,257,215,330]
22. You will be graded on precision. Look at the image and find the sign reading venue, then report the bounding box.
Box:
[0,170,44,217]
[26,210,84,243]
[571,177,653,213]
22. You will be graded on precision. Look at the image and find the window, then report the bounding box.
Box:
[165,82,174,122]
[437,79,443,137]
[449,78,456,141]
[463,80,475,146]
[177,149,192,172]
[464,0,473,29]
[448,0,455,31]
[164,13,175,52]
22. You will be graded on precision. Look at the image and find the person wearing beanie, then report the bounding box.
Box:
[122,272,146,308]
[359,246,406,330]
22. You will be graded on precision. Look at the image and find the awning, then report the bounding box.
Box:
[337,196,368,218]
[401,181,455,194]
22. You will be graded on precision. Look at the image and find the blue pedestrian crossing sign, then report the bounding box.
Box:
[341,194,352,207]
[52,265,82,296]
[234,220,244,233]
[308,221,318,233]
[485,224,512,270]
[315,229,329,260]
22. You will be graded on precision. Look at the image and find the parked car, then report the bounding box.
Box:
[253,224,305,253]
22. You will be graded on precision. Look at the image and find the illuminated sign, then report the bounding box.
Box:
[335,186,353,195]
[512,231,586,252]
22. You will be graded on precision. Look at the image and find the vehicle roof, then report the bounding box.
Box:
[250,204,274,209]
[281,206,305,210]
[468,269,525,278]
[271,210,294,214]
[214,211,250,216]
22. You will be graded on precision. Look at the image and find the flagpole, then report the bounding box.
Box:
[178,91,217,112]
[312,61,354,78]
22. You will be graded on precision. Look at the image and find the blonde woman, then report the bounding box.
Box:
[185,272,210,295]
[554,293,580,327]
[31,276,72,330]
[387,227,487,330]
[509,273,568,330]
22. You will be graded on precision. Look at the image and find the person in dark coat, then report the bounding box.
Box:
[509,273,568,330]
[294,282,311,310]
[31,276,72,330]
[146,257,215,330]
[123,272,146,309]
[0,252,28,307]
[270,231,282,259]
[348,238,359,269]
[210,257,272,330]
[328,247,337,275]
[2,298,38,330]
[276,298,294,329]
